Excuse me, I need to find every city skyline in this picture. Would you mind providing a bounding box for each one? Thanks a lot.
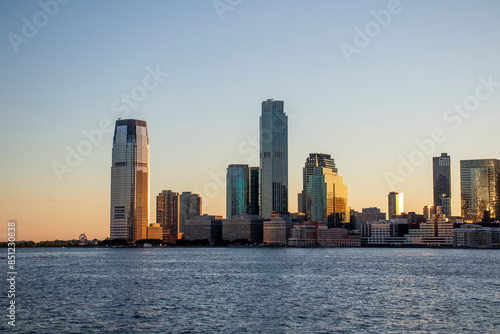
[2,1,500,241]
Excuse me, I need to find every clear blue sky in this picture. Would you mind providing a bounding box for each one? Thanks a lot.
[1,0,500,241]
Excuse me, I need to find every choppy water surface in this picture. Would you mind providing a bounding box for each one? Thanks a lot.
[3,247,499,333]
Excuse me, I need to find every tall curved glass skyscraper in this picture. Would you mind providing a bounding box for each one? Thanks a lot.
[260,99,288,219]
[110,119,150,242]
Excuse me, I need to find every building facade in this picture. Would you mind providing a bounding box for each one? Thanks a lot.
[184,215,223,244]
[179,192,202,234]
[360,219,409,246]
[226,164,249,218]
[404,208,454,246]
[248,167,260,215]
[110,119,150,242]
[222,215,264,243]
[355,207,387,225]
[433,153,452,216]
[300,153,337,216]
[460,159,500,220]
[307,165,349,228]
[388,191,404,219]
[288,222,360,247]
[157,190,180,244]
[260,99,288,219]
[263,217,292,245]
[226,164,259,218]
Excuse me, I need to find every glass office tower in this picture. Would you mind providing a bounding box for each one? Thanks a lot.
[307,165,349,228]
[260,99,288,219]
[433,153,451,216]
[248,167,260,215]
[301,153,337,217]
[110,119,150,242]
[226,164,249,218]
[460,159,500,220]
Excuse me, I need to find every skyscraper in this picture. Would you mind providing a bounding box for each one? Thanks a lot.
[248,167,260,215]
[179,192,202,235]
[433,153,451,216]
[110,119,150,242]
[260,99,288,219]
[157,190,180,244]
[388,192,404,219]
[460,159,500,220]
[300,153,337,216]
[307,163,349,228]
[226,164,249,218]
[226,164,260,218]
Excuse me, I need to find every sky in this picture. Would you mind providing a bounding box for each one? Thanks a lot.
[1,0,500,242]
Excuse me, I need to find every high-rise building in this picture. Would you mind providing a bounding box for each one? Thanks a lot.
[179,192,202,235]
[156,190,180,244]
[110,119,150,242]
[260,99,288,219]
[248,167,260,215]
[226,164,259,218]
[226,164,249,218]
[460,159,500,220]
[433,153,451,216]
[388,191,404,219]
[307,164,350,228]
[300,153,337,216]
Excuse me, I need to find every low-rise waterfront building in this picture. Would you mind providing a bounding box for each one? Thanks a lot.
[263,217,293,245]
[453,225,500,248]
[404,208,454,247]
[184,215,223,244]
[288,221,360,247]
[222,214,263,243]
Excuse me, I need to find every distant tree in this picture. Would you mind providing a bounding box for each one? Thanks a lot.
[231,239,251,245]
[214,239,230,247]
[98,239,131,247]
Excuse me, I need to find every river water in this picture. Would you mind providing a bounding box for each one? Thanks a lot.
[3,247,499,333]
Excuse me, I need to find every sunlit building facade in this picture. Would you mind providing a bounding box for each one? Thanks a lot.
[110,119,150,242]
[157,190,180,244]
[388,191,404,219]
[307,165,350,228]
[433,153,452,216]
[460,159,500,220]
[300,153,337,216]
[404,208,454,246]
[260,99,288,219]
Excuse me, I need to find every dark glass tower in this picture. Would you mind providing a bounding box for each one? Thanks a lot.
[226,164,249,218]
[433,153,451,216]
[248,167,260,215]
[110,119,149,242]
[259,99,288,219]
